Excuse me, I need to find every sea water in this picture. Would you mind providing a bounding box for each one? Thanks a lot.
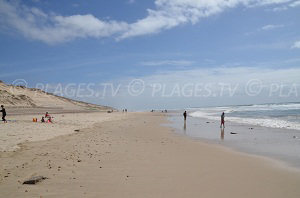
[166,102,300,168]
[189,102,300,131]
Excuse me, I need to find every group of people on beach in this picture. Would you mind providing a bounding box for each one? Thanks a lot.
[21,112,52,123]
[150,110,168,113]
[41,112,52,123]
[0,105,53,124]
[183,111,225,128]
[2,103,226,128]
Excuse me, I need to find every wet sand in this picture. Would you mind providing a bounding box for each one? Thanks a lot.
[1,112,300,198]
[167,112,300,169]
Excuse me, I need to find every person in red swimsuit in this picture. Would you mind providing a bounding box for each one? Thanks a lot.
[45,112,50,118]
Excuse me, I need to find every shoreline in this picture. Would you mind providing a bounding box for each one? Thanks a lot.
[1,112,300,197]
[166,111,300,170]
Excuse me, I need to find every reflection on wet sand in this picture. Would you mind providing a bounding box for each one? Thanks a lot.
[183,122,186,134]
[221,128,224,140]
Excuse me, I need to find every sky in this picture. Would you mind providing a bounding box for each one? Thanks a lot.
[0,0,300,110]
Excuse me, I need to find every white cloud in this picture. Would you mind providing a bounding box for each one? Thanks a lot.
[117,0,243,40]
[72,4,80,8]
[140,60,195,66]
[289,0,300,7]
[245,24,285,36]
[105,66,300,109]
[140,66,300,86]
[272,6,288,10]
[250,0,292,6]
[0,0,297,44]
[0,0,129,44]
[272,0,300,11]
[127,0,136,4]
[260,24,284,31]
[292,41,300,48]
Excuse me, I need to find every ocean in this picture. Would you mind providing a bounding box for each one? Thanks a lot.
[166,102,300,168]
[189,102,300,131]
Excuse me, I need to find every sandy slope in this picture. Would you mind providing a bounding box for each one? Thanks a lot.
[0,81,110,110]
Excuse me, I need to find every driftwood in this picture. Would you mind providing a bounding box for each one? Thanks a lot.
[23,176,48,185]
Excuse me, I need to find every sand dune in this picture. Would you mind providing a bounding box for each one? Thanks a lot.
[0,81,110,111]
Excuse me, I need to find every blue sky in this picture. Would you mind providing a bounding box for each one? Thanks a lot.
[0,0,300,110]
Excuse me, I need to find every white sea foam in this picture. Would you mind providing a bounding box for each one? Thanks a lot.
[210,103,300,112]
[189,103,300,131]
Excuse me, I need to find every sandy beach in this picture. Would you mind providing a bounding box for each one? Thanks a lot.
[0,110,124,151]
[1,111,300,198]
[1,1,300,197]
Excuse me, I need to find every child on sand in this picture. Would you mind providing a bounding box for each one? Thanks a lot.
[41,116,45,123]
[1,105,7,123]
[47,117,52,123]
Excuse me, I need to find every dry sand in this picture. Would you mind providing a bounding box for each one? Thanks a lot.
[1,112,300,198]
[0,112,125,151]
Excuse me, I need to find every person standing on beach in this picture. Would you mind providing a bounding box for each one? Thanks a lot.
[220,112,225,128]
[183,111,187,122]
[1,105,7,123]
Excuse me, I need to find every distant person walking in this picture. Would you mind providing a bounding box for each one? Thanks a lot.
[1,105,7,123]
[220,112,225,128]
[183,111,187,122]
